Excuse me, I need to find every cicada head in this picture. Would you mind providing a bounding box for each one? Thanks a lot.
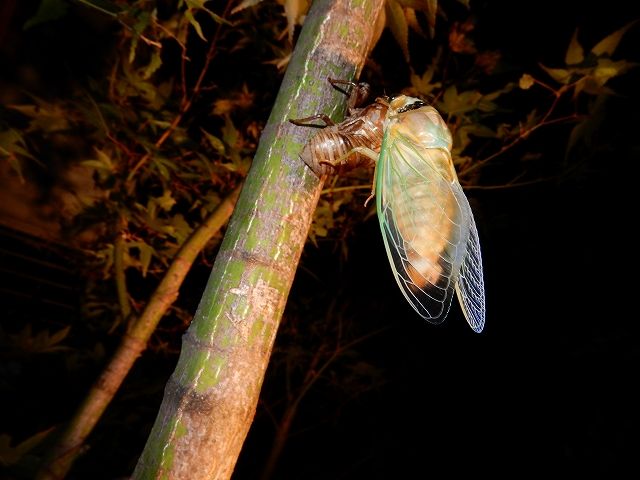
[389,95,425,113]
[387,95,452,152]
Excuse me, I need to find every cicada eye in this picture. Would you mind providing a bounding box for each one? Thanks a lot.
[397,100,426,114]
[389,95,427,113]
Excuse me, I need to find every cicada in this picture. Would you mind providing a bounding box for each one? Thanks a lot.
[293,85,486,332]
[290,79,387,176]
[373,95,485,332]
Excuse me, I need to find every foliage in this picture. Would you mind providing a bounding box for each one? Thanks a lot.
[1,0,270,333]
[1,0,282,475]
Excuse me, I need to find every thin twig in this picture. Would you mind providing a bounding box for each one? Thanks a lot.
[459,79,580,178]
[459,113,579,178]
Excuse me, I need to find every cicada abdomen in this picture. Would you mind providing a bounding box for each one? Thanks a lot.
[290,79,388,176]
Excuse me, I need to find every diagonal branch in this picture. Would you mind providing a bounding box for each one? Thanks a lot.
[36,185,242,480]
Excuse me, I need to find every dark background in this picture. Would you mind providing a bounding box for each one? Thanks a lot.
[1,0,639,478]
[248,2,640,477]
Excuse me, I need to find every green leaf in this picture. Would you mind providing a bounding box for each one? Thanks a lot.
[121,60,162,107]
[184,9,207,41]
[592,58,635,86]
[155,190,176,212]
[185,0,233,27]
[23,0,69,30]
[425,0,437,37]
[136,242,154,277]
[231,0,263,15]
[221,116,239,149]
[82,148,114,171]
[538,63,572,84]
[0,129,37,177]
[410,66,441,97]
[575,76,615,97]
[167,214,193,244]
[591,20,638,57]
[386,0,410,62]
[0,129,22,153]
[151,156,175,179]
[482,85,512,102]
[565,29,584,65]
[438,85,482,114]
[129,10,153,63]
[142,48,163,80]
[201,129,226,155]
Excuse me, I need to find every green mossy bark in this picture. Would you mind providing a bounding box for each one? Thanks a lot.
[133,0,384,478]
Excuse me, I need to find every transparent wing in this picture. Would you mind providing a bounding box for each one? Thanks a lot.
[376,131,483,327]
[455,204,486,332]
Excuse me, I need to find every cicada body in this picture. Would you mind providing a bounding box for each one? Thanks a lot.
[376,96,485,332]
[290,79,387,176]
[292,83,486,332]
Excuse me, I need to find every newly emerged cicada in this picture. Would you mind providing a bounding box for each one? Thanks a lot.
[374,95,485,332]
[293,83,486,332]
[290,79,387,176]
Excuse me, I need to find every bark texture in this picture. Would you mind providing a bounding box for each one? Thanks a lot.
[132,0,385,478]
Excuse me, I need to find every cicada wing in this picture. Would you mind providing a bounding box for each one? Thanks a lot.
[455,209,486,332]
[376,134,470,324]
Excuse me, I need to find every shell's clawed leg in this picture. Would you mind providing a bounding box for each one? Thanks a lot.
[317,146,379,205]
[289,79,370,128]
[289,114,335,128]
[328,78,371,111]
[336,146,380,207]
[327,78,359,91]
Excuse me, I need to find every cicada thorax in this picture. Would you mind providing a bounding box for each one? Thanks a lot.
[300,99,388,176]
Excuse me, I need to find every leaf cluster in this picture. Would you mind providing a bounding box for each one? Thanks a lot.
[0,0,289,337]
